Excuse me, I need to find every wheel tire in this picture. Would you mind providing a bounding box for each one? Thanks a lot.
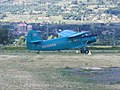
[84,50,89,54]
[81,50,84,53]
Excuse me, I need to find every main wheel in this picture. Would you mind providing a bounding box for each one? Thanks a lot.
[84,50,89,54]
[80,49,84,53]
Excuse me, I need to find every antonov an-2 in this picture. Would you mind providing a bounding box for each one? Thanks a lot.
[26,30,97,54]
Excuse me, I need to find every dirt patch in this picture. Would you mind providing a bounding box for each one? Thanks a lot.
[63,67,120,85]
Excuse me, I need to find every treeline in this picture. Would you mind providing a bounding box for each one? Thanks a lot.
[1,23,120,45]
[0,28,10,45]
[34,23,120,45]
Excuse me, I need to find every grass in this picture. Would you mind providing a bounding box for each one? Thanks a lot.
[1,45,120,51]
[0,45,120,56]
[0,52,120,90]
[0,45,120,90]
[0,46,27,50]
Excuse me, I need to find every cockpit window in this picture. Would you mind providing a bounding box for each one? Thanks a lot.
[81,33,90,37]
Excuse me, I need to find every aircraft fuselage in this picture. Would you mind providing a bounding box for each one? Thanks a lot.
[29,35,96,51]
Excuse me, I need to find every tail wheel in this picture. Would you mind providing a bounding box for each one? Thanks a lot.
[37,51,39,54]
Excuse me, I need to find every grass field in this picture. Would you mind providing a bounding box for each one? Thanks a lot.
[0,50,120,90]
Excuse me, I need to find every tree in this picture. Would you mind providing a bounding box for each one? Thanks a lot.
[0,28,9,45]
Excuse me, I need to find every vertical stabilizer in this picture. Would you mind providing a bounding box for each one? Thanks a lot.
[26,30,42,50]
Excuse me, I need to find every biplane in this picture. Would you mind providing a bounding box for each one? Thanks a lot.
[26,30,97,54]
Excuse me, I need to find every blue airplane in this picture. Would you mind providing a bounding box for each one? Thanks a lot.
[26,30,97,54]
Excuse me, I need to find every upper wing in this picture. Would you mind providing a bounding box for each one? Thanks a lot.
[59,30,88,38]
[58,30,77,37]
[68,31,89,38]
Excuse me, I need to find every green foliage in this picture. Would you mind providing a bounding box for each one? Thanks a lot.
[0,28,9,45]
[88,46,120,50]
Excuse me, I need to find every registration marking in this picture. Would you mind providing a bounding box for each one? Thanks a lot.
[42,43,56,48]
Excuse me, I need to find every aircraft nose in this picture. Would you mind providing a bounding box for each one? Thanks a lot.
[86,35,97,44]
[92,34,97,42]
[93,36,97,42]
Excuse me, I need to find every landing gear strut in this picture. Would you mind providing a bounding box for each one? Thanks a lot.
[81,47,89,54]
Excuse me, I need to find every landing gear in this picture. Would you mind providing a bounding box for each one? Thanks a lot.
[80,47,89,54]
[84,50,89,54]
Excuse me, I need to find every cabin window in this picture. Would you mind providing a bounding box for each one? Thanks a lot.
[81,34,89,37]
[81,33,94,38]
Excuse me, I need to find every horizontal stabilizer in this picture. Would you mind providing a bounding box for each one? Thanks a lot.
[30,40,42,43]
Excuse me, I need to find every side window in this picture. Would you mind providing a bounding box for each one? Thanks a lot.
[81,32,93,37]
[81,33,88,37]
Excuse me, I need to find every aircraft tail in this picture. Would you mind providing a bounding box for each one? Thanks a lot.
[26,30,42,50]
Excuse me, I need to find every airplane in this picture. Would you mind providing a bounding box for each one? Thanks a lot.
[26,30,97,54]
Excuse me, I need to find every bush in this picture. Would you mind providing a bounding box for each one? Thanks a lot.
[1,46,27,50]
[88,46,120,50]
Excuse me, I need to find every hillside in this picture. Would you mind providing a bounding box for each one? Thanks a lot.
[0,0,120,23]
